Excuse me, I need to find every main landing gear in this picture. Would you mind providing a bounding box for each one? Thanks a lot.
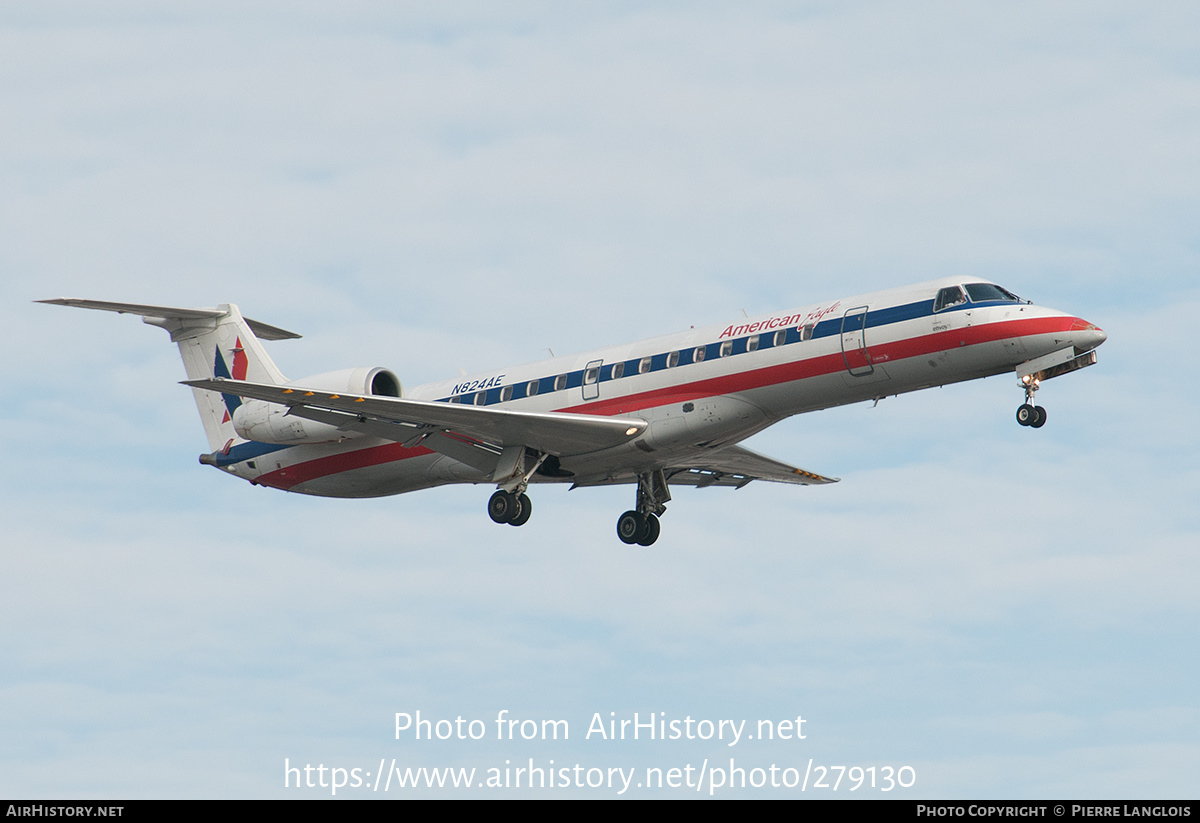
[617,510,660,546]
[489,489,532,526]
[617,470,671,546]
[1016,374,1047,428]
[486,447,547,528]
[484,461,673,546]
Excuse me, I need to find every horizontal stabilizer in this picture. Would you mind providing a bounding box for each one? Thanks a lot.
[37,298,302,340]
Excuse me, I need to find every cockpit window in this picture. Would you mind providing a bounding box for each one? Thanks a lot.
[934,286,967,312]
[964,283,1021,303]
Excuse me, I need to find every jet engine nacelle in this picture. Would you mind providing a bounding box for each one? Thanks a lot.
[232,367,402,444]
[286,367,403,399]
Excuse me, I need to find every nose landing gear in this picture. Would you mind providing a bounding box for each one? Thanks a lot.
[1016,375,1047,428]
[1016,404,1046,428]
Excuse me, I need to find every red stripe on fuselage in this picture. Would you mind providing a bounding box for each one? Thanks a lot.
[255,314,1078,489]
[255,442,434,491]
[559,314,1078,416]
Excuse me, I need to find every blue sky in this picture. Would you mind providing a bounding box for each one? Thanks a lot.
[2,2,1197,798]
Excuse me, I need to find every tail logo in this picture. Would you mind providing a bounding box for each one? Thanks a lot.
[214,338,249,423]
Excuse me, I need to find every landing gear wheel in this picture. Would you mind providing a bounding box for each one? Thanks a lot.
[508,493,532,526]
[636,514,660,546]
[617,510,647,545]
[1030,405,1047,428]
[488,490,516,524]
[1016,404,1035,426]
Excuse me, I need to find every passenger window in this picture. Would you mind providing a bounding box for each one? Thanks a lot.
[694,346,706,362]
[554,374,567,391]
[584,367,599,384]
[801,323,814,341]
[611,362,624,379]
[774,330,787,347]
[720,341,732,357]
[934,286,967,312]
[667,351,679,367]
[500,385,513,402]
[639,357,652,374]
[747,335,759,352]
[527,379,539,396]
[474,391,487,405]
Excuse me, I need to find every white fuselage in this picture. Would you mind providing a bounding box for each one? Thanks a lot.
[223,277,1104,498]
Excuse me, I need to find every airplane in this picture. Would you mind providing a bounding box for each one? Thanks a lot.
[40,277,1105,545]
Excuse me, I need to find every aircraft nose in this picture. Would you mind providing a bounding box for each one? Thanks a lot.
[1070,318,1107,351]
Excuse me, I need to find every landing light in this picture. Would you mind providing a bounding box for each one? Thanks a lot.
[625,427,639,436]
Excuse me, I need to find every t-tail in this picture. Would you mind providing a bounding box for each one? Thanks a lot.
[36,299,300,453]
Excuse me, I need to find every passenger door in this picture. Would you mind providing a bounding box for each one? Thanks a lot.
[582,359,603,401]
[840,307,874,376]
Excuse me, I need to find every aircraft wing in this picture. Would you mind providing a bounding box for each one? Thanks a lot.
[571,444,838,489]
[183,377,647,456]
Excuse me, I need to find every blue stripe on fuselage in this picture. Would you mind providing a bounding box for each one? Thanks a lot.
[433,295,1014,404]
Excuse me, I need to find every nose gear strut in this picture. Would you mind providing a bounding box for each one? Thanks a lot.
[1016,375,1047,428]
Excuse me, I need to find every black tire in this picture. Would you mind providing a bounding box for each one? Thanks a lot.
[617,510,645,544]
[637,514,661,546]
[488,490,515,523]
[1016,404,1035,426]
[508,493,532,526]
[1031,405,1047,428]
